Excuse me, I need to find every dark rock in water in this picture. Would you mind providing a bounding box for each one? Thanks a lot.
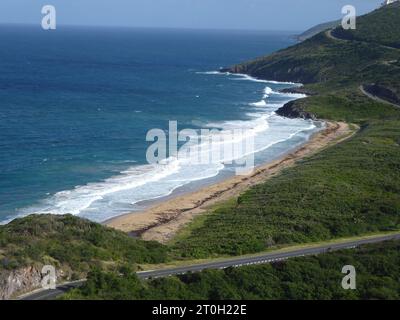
[219,67,231,73]
[277,100,316,120]
[219,65,247,75]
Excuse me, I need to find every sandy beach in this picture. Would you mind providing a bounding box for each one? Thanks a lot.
[107,121,354,243]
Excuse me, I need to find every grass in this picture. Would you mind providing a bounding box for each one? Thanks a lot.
[297,89,400,122]
[167,198,238,247]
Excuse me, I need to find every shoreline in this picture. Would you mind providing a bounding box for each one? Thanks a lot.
[107,120,355,243]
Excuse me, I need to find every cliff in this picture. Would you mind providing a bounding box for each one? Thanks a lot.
[0,267,42,300]
[0,266,69,300]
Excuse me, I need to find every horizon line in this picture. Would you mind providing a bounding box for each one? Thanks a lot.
[0,22,303,34]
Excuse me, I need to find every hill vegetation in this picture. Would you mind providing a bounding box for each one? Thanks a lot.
[333,2,400,49]
[227,2,400,94]
[0,215,167,278]
[63,240,400,300]
[171,116,400,258]
[171,3,400,259]
[296,20,340,42]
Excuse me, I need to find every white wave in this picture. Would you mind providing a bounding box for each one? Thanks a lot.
[263,86,275,97]
[252,120,316,155]
[195,70,302,87]
[106,160,138,164]
[195,71,227,75]
[19,160,181,217]
[250,100,268,107]
[250,83,303,108]
[11,73,320,223]
[229,73,302,86]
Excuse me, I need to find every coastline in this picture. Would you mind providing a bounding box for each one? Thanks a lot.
[107,120,355,243]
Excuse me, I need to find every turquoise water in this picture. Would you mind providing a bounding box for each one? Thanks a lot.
[0,25,318,223]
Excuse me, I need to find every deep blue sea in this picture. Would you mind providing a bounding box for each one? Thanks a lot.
[0,25,320,223]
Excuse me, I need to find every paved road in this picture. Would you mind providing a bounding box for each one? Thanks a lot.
[325,29,346,42]
[359,85,400,109]
[325,30,400,109]
[19,233,400,300]
[18,280,86,301]
[325,29,399,51]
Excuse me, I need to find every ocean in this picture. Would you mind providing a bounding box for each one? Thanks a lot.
[0,25,320,223]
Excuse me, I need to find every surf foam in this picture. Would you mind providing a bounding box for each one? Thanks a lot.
[12,72,320,223]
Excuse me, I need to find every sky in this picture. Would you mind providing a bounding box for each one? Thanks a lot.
[0,0,382,31]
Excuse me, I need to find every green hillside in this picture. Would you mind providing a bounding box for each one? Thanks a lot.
[0,215,167,278]
[172,4,400,259]
[296,20,340,42]
[226,2,400,93]
[171,117,400,258]
[333,2,400,49]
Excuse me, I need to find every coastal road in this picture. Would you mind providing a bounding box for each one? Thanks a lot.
[325,29,399,51]
[19,233,400,300]
[325,30,400,109]
[359,85,400,108]
[325,29,347,43]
